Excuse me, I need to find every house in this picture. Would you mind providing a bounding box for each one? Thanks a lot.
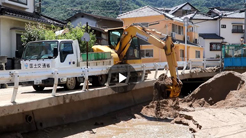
[117,6,203,63]
[157,2,199,17]
[66,12,123,45]
[0,0,65,69]
[189,7,245,59]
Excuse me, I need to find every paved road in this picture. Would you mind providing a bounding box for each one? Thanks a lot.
[0,69,212,105]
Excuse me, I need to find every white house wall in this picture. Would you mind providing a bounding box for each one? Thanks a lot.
[0,18,25,57]
[71,16,97,27]
[199,36,205,58]
[199,37,222,59]
[220,18,244,44]
[193,20,218,34]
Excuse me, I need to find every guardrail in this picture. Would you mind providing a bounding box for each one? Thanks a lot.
[188,58,221,69]
[0,60,221,103]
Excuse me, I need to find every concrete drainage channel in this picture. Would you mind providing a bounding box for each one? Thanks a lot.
[0,85,153,134]
[0,75,214,135]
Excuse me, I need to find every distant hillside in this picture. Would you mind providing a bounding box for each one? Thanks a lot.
[39,0,244,21]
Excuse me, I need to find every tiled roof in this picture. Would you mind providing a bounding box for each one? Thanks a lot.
[199,33,224,39]
[67,12,122,22]
[223,12,245,19]
[207,8,245,19]
[0,5,65,26]
[117,6,163,19]
[117,5,184,23]
[168,2,199,15]
[183,13,215,20]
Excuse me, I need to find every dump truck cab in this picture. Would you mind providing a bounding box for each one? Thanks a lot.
[21,39,112,91]
[21,40,80,70]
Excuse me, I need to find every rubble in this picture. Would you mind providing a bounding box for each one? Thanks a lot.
[141,71,246,134]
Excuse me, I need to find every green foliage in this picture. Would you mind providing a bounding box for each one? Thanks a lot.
[38,0,244,20]
[21,22,96,53]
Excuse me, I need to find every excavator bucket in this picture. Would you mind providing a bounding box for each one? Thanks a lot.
[153,73,182,100]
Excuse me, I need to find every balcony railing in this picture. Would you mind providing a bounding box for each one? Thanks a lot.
[232,29,244,33]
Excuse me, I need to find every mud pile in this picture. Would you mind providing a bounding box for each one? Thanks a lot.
[141,71,246,132]
[183,71,246,108]
[141,98,180,119]
[152,74,172,100]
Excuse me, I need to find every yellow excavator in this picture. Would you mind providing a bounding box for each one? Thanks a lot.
[92,25,182,98]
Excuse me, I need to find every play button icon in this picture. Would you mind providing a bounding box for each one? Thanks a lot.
[119,73,127,83]
[107,64,138,93]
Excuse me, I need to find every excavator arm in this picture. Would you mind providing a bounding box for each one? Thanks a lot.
[115,25,182,98]
[92,25,182,97]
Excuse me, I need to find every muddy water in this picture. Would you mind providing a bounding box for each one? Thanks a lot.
[22,104,192,138]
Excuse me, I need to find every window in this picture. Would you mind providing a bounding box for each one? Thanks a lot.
[126,37,140,60]
[194,39,198,44]
[221,24,226,28]
[182,10,191,15]
[195,51,200,58]
[109,29,123,47]
[22,41,58,60]
[140,49,153,58]
[9,0,27,5]
[232,25,244,33]
[172,24,183,35]
[60,42,73,62]
[180,49,184,61]
[210,43,222,51]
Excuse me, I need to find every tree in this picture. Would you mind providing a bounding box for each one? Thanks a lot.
[21,22,96,53]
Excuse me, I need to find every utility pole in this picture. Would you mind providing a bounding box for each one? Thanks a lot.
[39,0,41,13]
[183,17,189,63]
[244,0,246,43]
[120,0,122,14]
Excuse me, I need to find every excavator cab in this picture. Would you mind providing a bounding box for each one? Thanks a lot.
[108,29,141,62]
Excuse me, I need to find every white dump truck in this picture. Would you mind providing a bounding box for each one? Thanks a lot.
[21,39,113,91]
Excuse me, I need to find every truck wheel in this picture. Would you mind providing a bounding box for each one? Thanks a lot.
[33,85,45,91]
[92,75,107,86]
[64,77,77,90]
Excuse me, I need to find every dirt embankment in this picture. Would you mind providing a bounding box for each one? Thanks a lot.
[141,71,246,133]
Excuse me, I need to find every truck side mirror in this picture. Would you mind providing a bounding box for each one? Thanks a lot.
[53,47,58,58]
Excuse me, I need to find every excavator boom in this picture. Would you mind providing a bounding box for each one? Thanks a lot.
[93,25,182,98]
[115,25,182,97]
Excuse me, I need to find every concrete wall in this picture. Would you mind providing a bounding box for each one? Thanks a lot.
[0,86,153,133]
[0,18,26,57]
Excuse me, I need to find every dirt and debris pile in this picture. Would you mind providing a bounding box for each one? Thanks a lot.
[141,98,180,119]
[141,73,181,119]
[141,71,246,133]
[183,71,246,108]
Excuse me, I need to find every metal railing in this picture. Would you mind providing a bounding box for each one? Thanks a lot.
[0,60,221,103]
